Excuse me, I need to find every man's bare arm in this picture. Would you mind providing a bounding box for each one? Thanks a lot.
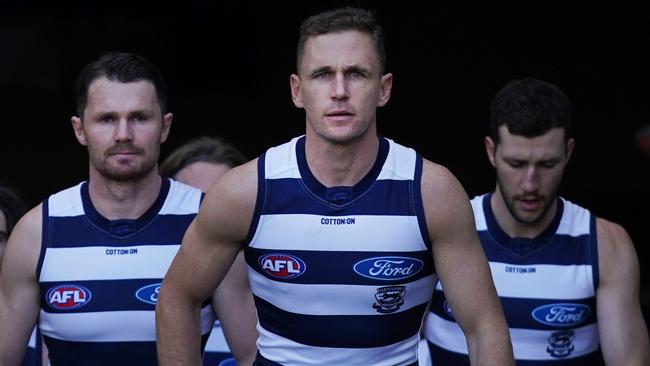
[422,161,514,366]
[0,205,44,366]
[596,218,650,365]
[156,160,258,366]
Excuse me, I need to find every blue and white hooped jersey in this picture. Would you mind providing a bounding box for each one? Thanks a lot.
[37,178,216,366]
[245,136,436,366]
[425,193,603,365]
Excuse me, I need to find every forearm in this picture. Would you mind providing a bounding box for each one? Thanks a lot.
[466,325,514,366]
[155,291,204,366]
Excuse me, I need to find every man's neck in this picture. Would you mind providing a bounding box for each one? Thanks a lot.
[304,132,379,188]
[490,190,558,239]
[87,170,162,220]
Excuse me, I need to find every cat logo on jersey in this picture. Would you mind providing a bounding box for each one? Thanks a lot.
[259,253,306,279]
[372,286,406,313]
[46,284,91,310]
[135,283,161,305]
[547,330,575,358]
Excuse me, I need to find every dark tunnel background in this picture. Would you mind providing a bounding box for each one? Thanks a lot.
[1,1,649,323]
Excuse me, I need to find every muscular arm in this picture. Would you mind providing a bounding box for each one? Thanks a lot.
[156,160,258,366]
[596,218,650,365]
[422,161,513,366]
[0,205,43,366]
[212,251,258,365]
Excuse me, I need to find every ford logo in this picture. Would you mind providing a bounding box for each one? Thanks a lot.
[532,303,590,327]
[135,283,161,305]
[353,256,423,280]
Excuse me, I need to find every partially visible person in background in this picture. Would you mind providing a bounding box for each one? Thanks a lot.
[0,51,219,366]
[160,136,248,192]
[160,136,257,366]
[425,77,650,365]
[0,181,41,366]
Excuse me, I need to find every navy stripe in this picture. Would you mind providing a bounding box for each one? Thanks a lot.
[412,154,431,252]
[264,178,415,215]
[430,289,596,330]
[427,341,604,366]
[480,232,594,265]
[41,279,212,313]
[254,352,418,366]
[48,214,195,247]
[247,153,267,245]
[203,352,234,366]
[254,296,426,348]
[246,248,434,285]
[44,334,211,366]
[427,341,470,366]
[589,215,599,290]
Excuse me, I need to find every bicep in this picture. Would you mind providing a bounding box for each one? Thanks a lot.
[422,163,498,332]
[0,206,43,361]
[596,219,650,363]
[163,163,257,304]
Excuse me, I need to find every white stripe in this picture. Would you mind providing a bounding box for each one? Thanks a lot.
[557,198,591,237]
[257,325,419,366]
[159,180,202,215]
[48,183,85,217]
[27,327,37,348]
[249,268,434,316]
[376,139,416,181]
[470,196,487,231]
[489,262,595,299]
[250,214,427,252]
[39,306,214,342]
[265,137,301,179]
[204,321,231,353]
[425,313,599,360]
[39,245,180,281]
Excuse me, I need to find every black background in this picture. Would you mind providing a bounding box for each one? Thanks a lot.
[2,1,649,320]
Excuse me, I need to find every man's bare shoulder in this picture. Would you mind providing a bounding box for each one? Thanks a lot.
[0,203,43,277]
[420,159,468,200]
[596,217,637,265]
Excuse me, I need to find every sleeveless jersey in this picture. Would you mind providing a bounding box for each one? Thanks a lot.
[245,136,436,366]
[37,179,216,366]
[203,320,235,366]
[425,193,603,365]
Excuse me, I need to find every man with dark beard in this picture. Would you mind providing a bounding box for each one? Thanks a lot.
[424,78,650,365]
[0,52,223,366]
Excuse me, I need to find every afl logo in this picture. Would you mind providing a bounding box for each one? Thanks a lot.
[259,253,306,279]
[135,283,161,305]
[353,256,423,280]
[532,303,591,327]
[46,284,91,310]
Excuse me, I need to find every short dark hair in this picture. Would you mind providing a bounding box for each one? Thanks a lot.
[160,136,248,178]
[296,7,386,74]
[490,78,572,145]
[74,51,168,117]
[0,181,27,235]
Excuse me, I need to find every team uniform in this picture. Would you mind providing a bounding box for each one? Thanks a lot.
[203,321,236,366]
[20,328,42,366]
[37,179,216,366]
[245,136,436,366]
[425,193,604,365]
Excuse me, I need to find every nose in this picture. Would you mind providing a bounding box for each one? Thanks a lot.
[115,118,133,142]
[331,73,349,100]
[521,166,539,192]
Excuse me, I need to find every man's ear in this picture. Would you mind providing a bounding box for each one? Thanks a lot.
[71,116,87,146]
[290,74,304,108]
[485,136,496,167]
[377,73,393,107]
